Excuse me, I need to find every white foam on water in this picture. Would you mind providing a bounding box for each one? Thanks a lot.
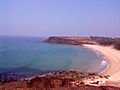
[101,60,107,65]
[100,60,109,74]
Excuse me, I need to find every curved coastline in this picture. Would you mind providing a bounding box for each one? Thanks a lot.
[83,44,109,74]
[84,46,109,74]
[83,44,120,81]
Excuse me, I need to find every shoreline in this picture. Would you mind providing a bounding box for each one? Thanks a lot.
[83,44,120,81]
[84,45,110,74]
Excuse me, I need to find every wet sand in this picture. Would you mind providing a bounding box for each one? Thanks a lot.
[83,44,120,81]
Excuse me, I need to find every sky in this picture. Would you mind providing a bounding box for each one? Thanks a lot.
[0,0,120,37]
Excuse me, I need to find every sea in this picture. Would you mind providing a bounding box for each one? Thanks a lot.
[0,36,108,75]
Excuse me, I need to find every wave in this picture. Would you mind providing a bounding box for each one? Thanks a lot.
[100,60,109,74]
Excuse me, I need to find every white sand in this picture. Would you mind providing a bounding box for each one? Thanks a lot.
[83,44,120,81]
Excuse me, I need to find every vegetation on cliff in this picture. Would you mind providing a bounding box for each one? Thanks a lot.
[90,36,120,50]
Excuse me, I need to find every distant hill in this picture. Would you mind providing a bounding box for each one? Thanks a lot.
[45,36,120,50]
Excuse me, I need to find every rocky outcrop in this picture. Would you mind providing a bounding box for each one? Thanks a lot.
[0,78,120,90]
[0,71,117,90]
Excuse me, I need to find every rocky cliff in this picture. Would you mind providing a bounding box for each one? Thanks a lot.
[45,36,97,45]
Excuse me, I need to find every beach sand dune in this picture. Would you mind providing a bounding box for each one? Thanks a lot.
[83,45,120,81]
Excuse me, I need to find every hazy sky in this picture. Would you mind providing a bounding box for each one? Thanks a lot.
[0,0,120,37]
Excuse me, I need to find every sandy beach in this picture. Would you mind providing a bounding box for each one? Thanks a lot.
[83,44,120,81]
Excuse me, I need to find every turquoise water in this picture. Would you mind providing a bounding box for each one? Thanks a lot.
[0,36,108,74]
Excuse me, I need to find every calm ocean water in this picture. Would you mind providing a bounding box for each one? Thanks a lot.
[0,36,108,74]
